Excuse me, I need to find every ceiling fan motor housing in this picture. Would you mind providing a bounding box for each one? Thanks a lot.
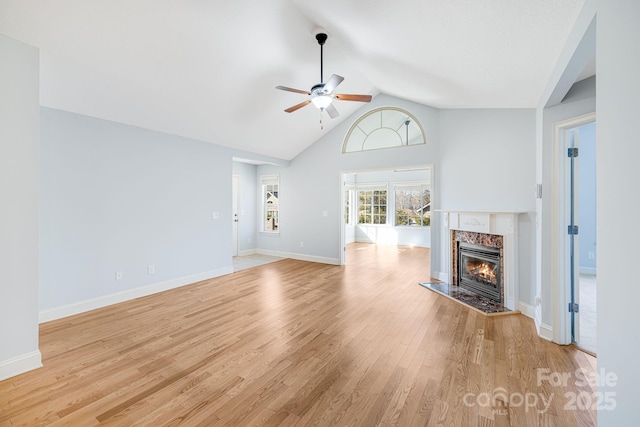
[315,32,328,46]
[311,83,329,96]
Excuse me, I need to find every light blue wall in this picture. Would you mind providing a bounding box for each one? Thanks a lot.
[438,108,537,305]
[40,108,235,313]
[0,33,41,380]
[597,0,640,422]
[577,122,596,273]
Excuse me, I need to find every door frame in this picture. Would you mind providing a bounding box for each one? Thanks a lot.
[232,174,239,257]
[551,112,595,345]
[339,164,434,266]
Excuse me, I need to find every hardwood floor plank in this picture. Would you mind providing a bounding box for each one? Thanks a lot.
[0,243,596,426]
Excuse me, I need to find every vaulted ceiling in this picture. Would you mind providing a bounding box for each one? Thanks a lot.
[0,0,586,160]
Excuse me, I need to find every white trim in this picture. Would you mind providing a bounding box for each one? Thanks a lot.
[518,301,536,319]
[257,249,340,266]
[538,323,554,342]
[238,248,258,257]
[39,267,233,323]
[551,112,596,345]
[440,210,522,311]
[579,266,596,276]
[0,350,42,382]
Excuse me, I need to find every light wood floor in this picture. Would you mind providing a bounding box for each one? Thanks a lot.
[0,243,596,426]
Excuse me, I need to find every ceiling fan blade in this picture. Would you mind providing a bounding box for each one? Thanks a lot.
[323,74,344,93]
[334,94,373,102]
[284,99,311,113]
[276,86,311,95]
[325,103,339,119]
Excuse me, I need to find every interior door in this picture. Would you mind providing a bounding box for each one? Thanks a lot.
[232,174,239,257]
[567,122,597,354]
[567,128,580,344]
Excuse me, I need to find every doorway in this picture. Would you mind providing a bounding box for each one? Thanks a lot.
[553,113,596,354]
[339,166,433,266]
[232,174,239,257]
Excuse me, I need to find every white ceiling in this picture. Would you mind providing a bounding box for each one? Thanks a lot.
[0,0,586,160]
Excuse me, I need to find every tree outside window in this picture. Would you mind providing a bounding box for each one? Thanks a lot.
[395,185,430,226]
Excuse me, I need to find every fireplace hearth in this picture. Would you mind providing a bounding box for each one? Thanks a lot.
[427,210,521,314]
[457,242,501,302]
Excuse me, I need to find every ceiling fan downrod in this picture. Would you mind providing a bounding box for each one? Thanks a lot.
[316,33,328,84]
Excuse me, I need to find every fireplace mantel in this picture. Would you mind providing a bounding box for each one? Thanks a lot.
[438,210,522,310]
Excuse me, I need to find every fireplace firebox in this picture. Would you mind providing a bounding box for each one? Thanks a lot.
[457,242,501,302]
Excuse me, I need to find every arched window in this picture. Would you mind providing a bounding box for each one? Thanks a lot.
[342,107,425,153]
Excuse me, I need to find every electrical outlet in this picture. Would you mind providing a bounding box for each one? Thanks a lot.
[300,241,304,248]
[115,271,123,281]
[148,265,155,275]
[212,211,219,220]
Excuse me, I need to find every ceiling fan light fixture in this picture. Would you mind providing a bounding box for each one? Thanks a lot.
[311,94,333,109]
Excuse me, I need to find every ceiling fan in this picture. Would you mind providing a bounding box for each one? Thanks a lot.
[276,32,372,119]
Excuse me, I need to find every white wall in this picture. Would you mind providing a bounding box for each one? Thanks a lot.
[437,109,537,305]
[39,108,235,320]
[0,34,42,380]
[256,94,441,270]
[597,0,640,423]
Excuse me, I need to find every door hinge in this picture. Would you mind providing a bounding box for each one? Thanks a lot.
[568,302,580,313]
[568,225,579,235]
[568,147,579,157]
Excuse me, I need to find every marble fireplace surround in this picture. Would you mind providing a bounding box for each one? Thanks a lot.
[440,211,520,311]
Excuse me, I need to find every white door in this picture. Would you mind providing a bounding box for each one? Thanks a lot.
[232,175,239,257]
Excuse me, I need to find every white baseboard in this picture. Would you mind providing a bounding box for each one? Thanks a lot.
[238,249,257,256]
[579,266,596,276]
[257,249,340,265]
[538,322,554,341]
[39,266,234,323]
[518,301,535,318]
[0,350,42,382]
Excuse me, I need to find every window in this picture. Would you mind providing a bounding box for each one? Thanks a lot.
[343,107,426,153]
[261,175,279,232]
[357,185,387,225]
[344,186,355,226]
[395,183,430,226]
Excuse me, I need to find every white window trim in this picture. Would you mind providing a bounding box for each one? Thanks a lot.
[356,183,388,226]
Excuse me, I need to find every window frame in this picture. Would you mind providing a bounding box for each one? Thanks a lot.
[393,181,431,227]
[344,184,355,226]
[342,107,426,153]
[356,183,388,226]
[260,174,279,233]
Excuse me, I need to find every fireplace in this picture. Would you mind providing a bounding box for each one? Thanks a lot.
[457,241,502,302]
[439,211,519,311]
